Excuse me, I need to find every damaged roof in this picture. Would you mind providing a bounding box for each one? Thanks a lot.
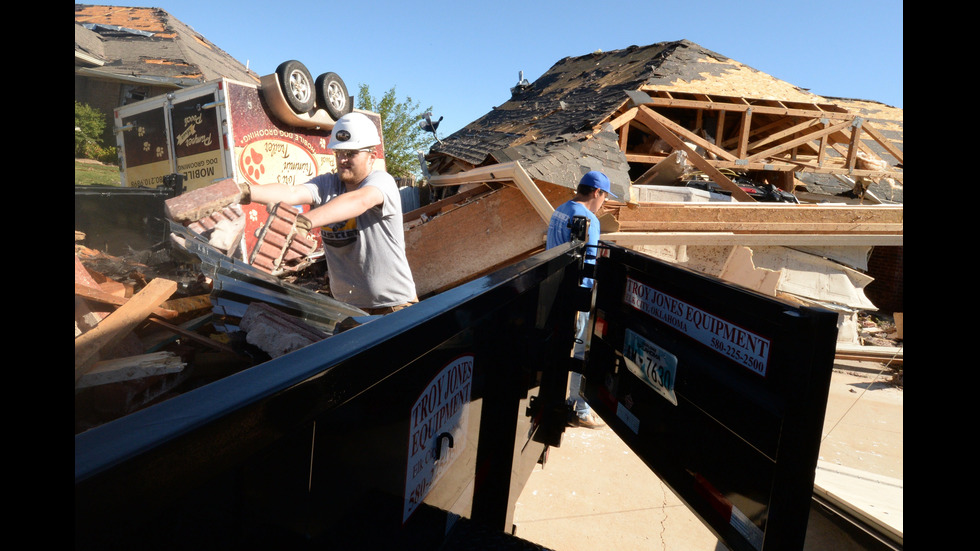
[427,39,903,202]
[74,4,259,87]
[427,41,689,194]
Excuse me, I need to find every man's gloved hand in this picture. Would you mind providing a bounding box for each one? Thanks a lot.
[237,182,251,204]
[293,214,313,237]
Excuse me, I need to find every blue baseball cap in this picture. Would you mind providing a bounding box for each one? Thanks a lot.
[579,171,618,199]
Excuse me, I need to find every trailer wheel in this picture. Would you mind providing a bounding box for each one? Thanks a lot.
[276,60,315,114]
[315,72,353,120]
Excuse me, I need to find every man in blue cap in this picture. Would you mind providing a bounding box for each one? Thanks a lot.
[546,170,618,429]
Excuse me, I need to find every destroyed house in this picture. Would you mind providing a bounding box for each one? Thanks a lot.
[412,39,901,319]
[424,39,902,203]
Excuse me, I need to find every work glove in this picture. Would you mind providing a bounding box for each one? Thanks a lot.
[237,182,251,205]
[293,214,313,238]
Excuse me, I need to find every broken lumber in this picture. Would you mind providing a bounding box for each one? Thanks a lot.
[75,351,186,389]
[427,161,556,224]
[75,282,179,320]
[601,232,903,247]
[75,277,178,384]
[835,343,903,366]
[146,316,241,356]
[613,202,903,234]
[633,150,689,187]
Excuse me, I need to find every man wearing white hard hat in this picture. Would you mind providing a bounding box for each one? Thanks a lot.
[245,112,418,314]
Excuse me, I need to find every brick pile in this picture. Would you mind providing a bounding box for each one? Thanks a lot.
[248,202,319,274]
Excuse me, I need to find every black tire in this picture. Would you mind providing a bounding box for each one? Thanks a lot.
[275,60,315,114]
[315,72,352,120]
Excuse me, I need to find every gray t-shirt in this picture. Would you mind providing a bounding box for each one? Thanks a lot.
[303,170,417,309]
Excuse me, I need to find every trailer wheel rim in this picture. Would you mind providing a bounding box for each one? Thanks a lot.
[287,70,313,105]
[326,81,347,112]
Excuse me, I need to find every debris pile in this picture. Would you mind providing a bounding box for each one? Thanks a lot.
[73,222,358,434]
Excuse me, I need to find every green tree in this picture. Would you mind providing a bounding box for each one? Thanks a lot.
[356,84,434,179]
[75,101,107,158]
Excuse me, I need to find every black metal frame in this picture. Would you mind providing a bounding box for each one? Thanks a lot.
[583,242,839,551]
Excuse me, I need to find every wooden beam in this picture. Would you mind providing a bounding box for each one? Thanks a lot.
[715,111,725,149]
[404,183,493,222]
[631,109,737,161]
[745,119,853,163]
[76,351,186,389]
[737,108,752,158]
[601,232,903,247]
[607,107,637,131]
[633,150,688,186]
[614,202,903,234]
[846,119,863,171]
[427,161,555,224]
[634,106,754,202]
[75,282,178,320]
[633,92,854,119]
[747,118,823,152]
[75,278,178,384]
[859,122,904,165]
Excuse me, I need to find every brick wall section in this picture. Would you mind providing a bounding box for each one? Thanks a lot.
[864,246,903,315]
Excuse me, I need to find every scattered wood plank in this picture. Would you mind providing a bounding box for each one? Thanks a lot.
[613,202,903,234]
[74,282,179,320]
[632,150,688,187]
[146,316,241,356]
[75,351,186,389]
[601,232,903,247]
[141,313,213,353]
[835,343,903,366]
[161,294,212,315]
[75,277,178,384]
[428,161,556,224]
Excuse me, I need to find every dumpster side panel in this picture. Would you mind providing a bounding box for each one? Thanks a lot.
[74,243,582,550]
[584,243,838,551]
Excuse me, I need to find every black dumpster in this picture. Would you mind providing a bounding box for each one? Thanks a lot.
[75,239,584,550]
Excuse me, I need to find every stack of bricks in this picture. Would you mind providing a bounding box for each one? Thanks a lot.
[186,205,244,236]
[162,179,318,275]
[164,178,244,223]
[249,202,318,274]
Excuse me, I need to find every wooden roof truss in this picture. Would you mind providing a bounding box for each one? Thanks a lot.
[607,89,904,202]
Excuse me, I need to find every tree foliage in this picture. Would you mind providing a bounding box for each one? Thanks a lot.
[75,101,117,163]
[356,84,434,179]
[75,101,106,158]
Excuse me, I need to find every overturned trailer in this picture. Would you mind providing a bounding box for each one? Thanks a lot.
[72,212,895,549]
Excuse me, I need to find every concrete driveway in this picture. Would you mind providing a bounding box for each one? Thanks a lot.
[513,359,903,550]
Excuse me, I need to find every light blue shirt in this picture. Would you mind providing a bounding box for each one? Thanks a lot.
[546,200,600,288]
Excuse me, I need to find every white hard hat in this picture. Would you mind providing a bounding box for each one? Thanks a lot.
[328,112,382,150]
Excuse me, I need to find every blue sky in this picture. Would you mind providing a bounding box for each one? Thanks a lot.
[91,0,903,139]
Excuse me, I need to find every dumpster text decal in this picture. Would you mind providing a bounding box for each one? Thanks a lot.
[404,355,473,522]
[623,277,770,376]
